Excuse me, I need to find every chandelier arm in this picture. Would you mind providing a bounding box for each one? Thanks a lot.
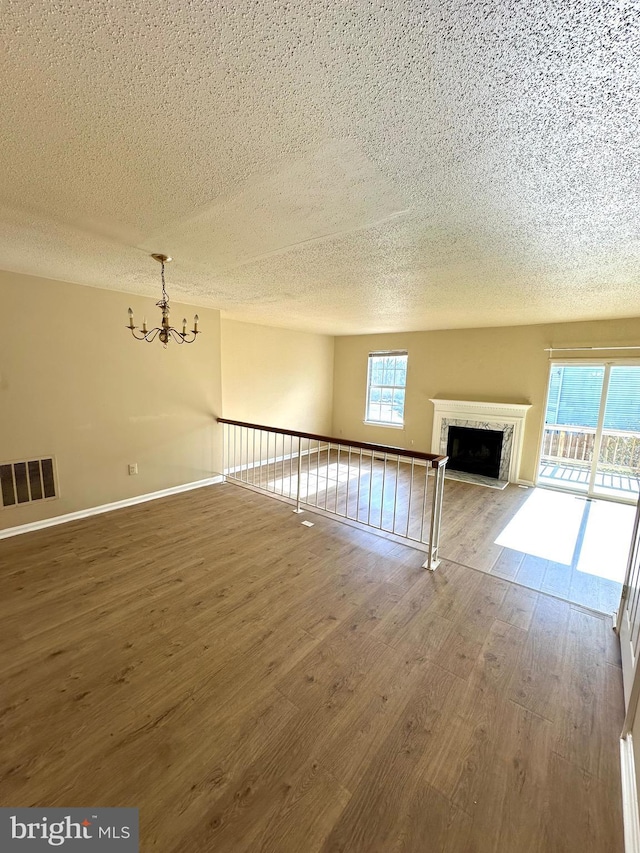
[129,328,151,341]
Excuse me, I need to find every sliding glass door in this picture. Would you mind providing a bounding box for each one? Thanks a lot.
[538,362,640,503]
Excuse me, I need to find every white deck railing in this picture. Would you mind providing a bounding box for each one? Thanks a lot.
[541,424,640,473]
[218,418,448,570]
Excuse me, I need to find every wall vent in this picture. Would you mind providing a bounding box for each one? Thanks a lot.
[0,458,57,508]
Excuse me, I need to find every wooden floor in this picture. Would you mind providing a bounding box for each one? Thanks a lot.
[239,449,634,613]
[0,483,625,851]
[439,479,633,615]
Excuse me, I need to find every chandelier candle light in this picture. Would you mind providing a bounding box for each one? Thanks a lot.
[127,254,200,347]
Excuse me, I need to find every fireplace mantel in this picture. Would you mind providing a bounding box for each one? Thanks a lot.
[429,399,532,484]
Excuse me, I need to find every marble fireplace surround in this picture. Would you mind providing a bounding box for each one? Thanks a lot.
[430,399,532,484]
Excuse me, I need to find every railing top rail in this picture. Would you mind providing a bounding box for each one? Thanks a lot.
[545,423,640,437]
[217,417,448,468]
[544,424,596,433]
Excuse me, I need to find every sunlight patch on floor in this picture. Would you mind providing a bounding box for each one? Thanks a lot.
[495,489,585,565]
[495,488,635,584]
[574,500,635,582]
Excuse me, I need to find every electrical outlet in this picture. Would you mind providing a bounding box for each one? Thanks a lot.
[128,463,138,476]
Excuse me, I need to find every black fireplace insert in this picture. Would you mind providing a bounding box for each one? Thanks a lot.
[446,425,504,479]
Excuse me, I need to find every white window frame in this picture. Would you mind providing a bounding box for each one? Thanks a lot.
[364,350,408,428]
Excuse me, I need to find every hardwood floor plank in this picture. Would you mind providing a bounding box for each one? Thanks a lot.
[256,764,351,853]
[498,583,538,630]
[491,547,525,581]
[425,560,484,622]
[437,577,510,680]
[514,554,547,591]
[540,559,572,598]
[317,648,427,791]
[553,607,624,783]
[507,594,572,721]
[456,619,528,729]
[319,663,462,852]
[277,631,389,715]
[386,782,473,853]
[545,752,623,852]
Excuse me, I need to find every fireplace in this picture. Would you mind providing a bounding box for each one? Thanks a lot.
[446,425,504,479]
[430,399,532,485]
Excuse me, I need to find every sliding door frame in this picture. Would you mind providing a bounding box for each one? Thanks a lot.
[537,358,640,504]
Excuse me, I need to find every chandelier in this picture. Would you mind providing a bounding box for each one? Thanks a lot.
[127,254,200,347]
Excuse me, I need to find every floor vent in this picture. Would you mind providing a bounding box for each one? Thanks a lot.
[0,458,57,508]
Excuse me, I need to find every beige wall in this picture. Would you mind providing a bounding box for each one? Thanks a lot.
[221,319,334,434]
[4,265,639,531]
[0,269,222,530]
[331,318,640,483]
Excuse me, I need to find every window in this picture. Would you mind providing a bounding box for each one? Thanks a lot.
[545,364,604,428]
[365,351,407,426]
[545,364,640,431]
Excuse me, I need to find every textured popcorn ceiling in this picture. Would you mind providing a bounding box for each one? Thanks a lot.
[1,1,639,334]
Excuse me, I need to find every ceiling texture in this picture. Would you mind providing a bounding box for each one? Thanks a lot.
[1,1,639,335]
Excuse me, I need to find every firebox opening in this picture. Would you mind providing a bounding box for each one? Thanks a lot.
[446,425,504,479]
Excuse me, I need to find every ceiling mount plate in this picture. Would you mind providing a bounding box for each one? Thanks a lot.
[151,253,172,264]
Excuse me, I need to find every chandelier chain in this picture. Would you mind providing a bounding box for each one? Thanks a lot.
[159,261,168,307]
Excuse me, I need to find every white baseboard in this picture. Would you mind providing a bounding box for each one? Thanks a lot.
[0,476,223,540]
[621,734,640,853]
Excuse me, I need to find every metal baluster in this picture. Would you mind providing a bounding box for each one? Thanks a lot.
[266,431,270,491]
[315,440,320,506]
[251,428,256,484]
[392,455,400,534]
[294,436,303,512]
[224,423,228,479]
[425,462,445,570]
[233,424,237,479]
[380,453,387,530]
[272,432,277,491]
[406,459,415,538]
[289,435,293,499]
[357,449,363,522]
[253,430,262,487]
[333,445,339,513]
[245,427,248,482]
[345,447,351,518]
[325,440,329,505]
[419,459,429,544]
[367,452,374,525]
[264,430,268,489]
